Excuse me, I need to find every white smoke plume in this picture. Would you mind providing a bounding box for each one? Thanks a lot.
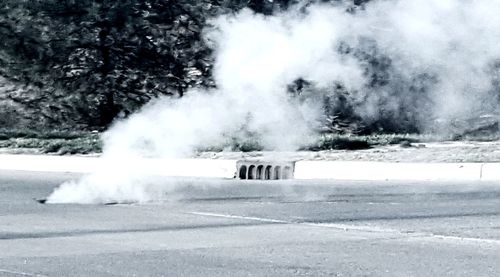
[101,4,367,158]
[355,0,500,129]
[48,0,500,203]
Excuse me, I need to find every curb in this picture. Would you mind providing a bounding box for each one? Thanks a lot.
[0,154,498,181]
[481,163,500,181]
[294,161,500,181]
[0,154,237,178]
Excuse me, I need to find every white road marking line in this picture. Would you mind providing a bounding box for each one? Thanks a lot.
[189,212,288,224]
[0,269,48,277]
[423,235,500,245]
[188,212,399,233]
[190,211,500,245]
[302,222,401,233]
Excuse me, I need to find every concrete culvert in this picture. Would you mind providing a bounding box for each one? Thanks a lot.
[239,165,247,180]
[236,161,295,180]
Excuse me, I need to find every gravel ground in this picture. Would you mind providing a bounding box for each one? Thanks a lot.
[194,141,500,163]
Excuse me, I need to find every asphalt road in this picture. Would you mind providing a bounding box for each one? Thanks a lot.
[1,170,500,276]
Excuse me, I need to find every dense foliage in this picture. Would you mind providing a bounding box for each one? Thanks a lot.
[0,0,319,129]
[2,0,494,137]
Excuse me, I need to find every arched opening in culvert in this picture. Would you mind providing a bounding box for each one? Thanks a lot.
[248,165,256,180]
[274,166,281,180]
[256,165,264,179]
[264,166,272,180]
[239,165,247,180]
[283,166,291,179]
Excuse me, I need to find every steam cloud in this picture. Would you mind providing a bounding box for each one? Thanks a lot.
[48,0,500,203]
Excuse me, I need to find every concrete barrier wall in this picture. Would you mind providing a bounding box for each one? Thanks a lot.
[294,161,490,181]
[0,154,101,173]
[136,158,237,178]
[0,154,498,181]
[0,155,237,178]
[481,163,500,181]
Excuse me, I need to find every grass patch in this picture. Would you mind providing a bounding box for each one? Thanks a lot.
[198,133,448,153]
[196,137,264,152]
[0,129,102,154]
[304,133,447,151]
[0,128,492,155]
[0,128,93,140]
